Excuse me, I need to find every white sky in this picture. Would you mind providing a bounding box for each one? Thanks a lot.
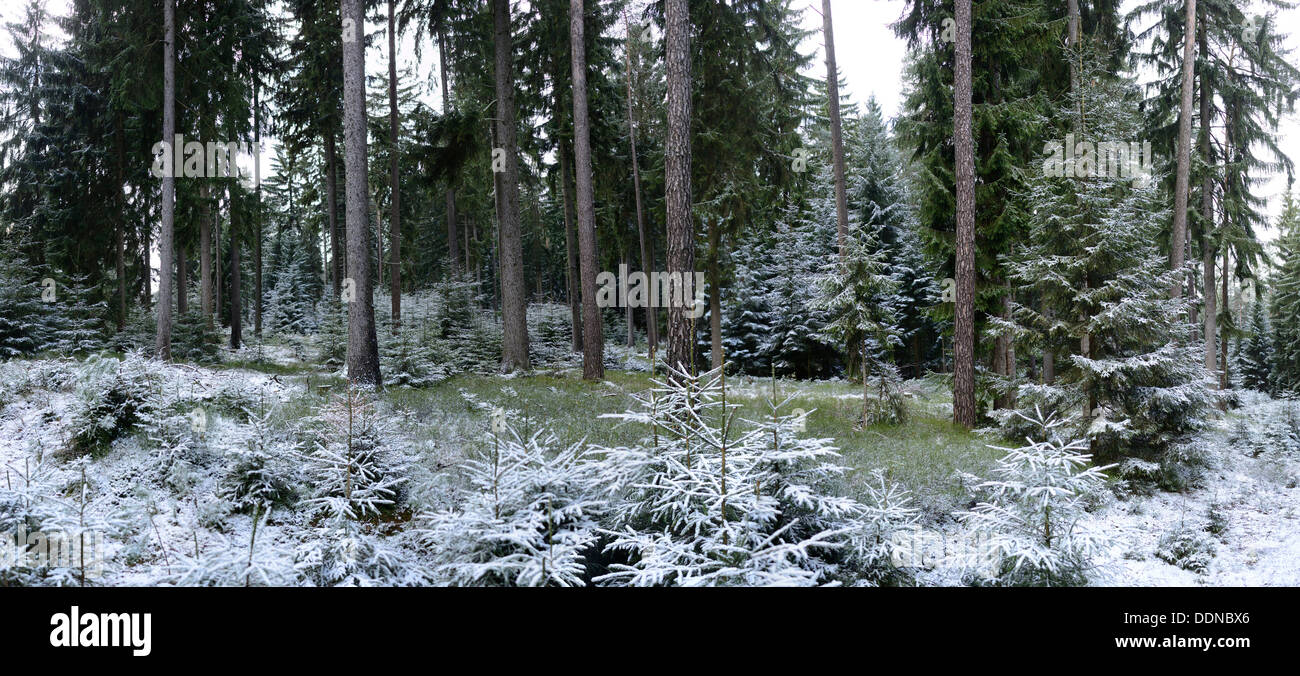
[2,0,1297,239]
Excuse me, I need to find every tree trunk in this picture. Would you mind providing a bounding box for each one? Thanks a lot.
[624,9,657,351]
[1170,0,1196,300]
[559,138,583,353]
[708,218,723,370]
[254,81,263,337]
[664,0,695,374]
[230,193,242,351]
[1200,19,1216,378]
[200,183,213,329]
[155,0,175,360]
[141,219,151,310]
[343,0,382,387]
[114,113,127,332]
[822,0,849,259]
[439,30,459,276]
[1221,248,1230,390]
[326,134,342,298]
[952,0,976,428]
[177,245,188,315]
[493,0,531,372]
[571,0,604,380]
[388,0,402,334]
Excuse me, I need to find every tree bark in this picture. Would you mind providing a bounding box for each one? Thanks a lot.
[439,30,459,276]
[708,218,722,369]
[177,242,188,315]
[822,0,849,259]
[200,183,213,329]
[952,0,976,428]
[254,81,263,337]
[342,0,382,387]
[493,0,531,372]
[1170,0,1196,300]
[230,192,242,351]
[624,9,657,351]
[664,0,695,374]
[388,0,402,334]
[326,133,342,298]
[156,0,174,359]
[571,0,604,380]
[559,138,583,353]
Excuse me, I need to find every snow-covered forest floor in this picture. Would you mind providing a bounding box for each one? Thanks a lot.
[2,338,1297,586]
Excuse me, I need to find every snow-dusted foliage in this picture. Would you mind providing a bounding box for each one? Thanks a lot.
[418,424,603,587]
[1000,57,1215,467]
[592,365,916,586]
[219,405,297,513]
[958,408,1115,586]
[65,353,162,458]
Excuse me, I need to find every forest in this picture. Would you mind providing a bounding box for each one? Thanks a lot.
[1,0,1299,588]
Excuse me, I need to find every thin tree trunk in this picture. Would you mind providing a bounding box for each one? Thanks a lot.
[142,219,151,310]
[822,0,849,258]
[155,0,175,359]
[952,0,976,427]
[177,245,188,315]
[664,0,694,374]
[708,218,722,369]
[1170,0,1197,300]
[571,0,604,380]
[114,113,127,331]
[200,183,213,329]
[343,0,382,387]
[559,137,582,353]
[624,9,657,351]
[1221,248,1230,389]
[439,30,459,276]
[326,134,342,298]
[494,0,530,372]
[230,192,242,351]
[388,0,402,334]
[254,82,263,337]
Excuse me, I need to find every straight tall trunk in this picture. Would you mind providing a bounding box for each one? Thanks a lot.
[388,0,402,333]
[326,134,342,298]
[200,183,213,329]
[1200,25,1217,380]
[254,82,263,337]
[624,9,657,351]
[230,196,242,350]
[493,0,530,372]
[664,0,695,374]
[559,138,582,353]
[952,0,976,428]
[708,218,722,369]
[439,31,459,276]
[571,0,604,380]
[1170,0,1197,300]
[156,0,175,359]
[342,0,382,387]
[822,0,849,258]
[177,246,187,314]
[1221,248,1230,389]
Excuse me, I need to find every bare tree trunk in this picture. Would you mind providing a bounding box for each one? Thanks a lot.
[571,0,604,380]
[200,183,213,329]
[115,113,127,332]
[665,0,695,374]
[254,81,263,337]
[1170,0,1196,300]
[559,138,582,353]
[177,245,188,315]
[494,0,531,372]
[142,220,151,310]
[952,0,976,428]
[343,0,382,387]
[1221,248,1230,389]
[708,218,722,369]
[155,0,174,360]
[230,193,242,351]
[624,9,657,351]
[326,134,342,298]
[439,30,459,276]
[388,0,402,334]
[822,0,849,258]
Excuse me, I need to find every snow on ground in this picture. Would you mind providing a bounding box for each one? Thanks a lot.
[3,354,1298,586]
[1088,399,1300,586]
